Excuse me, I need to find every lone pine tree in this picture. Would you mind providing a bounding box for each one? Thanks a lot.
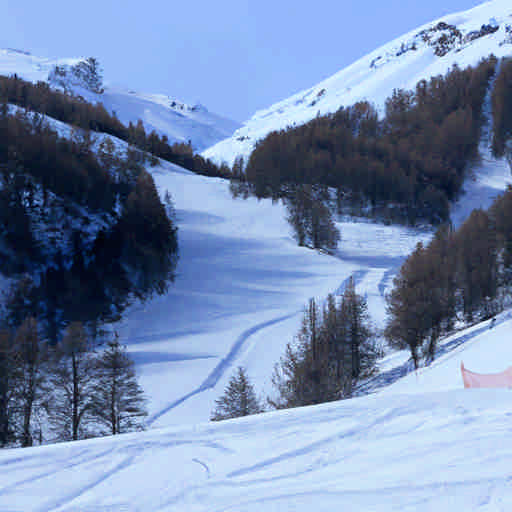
[91,335,147,435]
[211,367,262,421]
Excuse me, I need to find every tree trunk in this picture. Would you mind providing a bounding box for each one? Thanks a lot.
[72,354,79,441]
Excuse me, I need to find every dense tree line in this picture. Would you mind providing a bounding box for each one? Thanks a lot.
[386,186,512,367]
[285,185,340,251]
[0,319,146,447]
[0,105,178,340]
[270,279,376,409]
[491,58,512,157]
[0,74,229,178]
[242,58,496,225]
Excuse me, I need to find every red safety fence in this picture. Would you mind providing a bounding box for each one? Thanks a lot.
[461,361,512,388]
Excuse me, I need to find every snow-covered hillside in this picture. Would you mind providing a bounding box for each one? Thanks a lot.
[121,121,512,428]
[4,2,512,507]
[204,0,512,167]
[3,314,512,511]
[0,48,240,151]
[118,158,433,427]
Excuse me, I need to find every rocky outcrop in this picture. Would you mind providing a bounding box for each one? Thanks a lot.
[48,57,103,94]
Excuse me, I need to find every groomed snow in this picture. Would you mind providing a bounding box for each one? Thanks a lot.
[119,159,432,427]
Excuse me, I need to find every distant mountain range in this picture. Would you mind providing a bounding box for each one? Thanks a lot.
[0,48,240,152]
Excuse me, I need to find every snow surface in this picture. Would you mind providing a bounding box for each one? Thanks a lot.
[3,317,512,510]
[0,48,240,151]
[3,2,512,509]
[204,0,512,167]
[118,159,432,427]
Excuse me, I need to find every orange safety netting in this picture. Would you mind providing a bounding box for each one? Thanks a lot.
[461,361,512,389]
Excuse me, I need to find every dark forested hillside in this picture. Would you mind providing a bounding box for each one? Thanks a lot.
[0,74,229,179]
[243,58,496,225]
[386,185,512,368]
[0,104,178,341]
[492,57,512,157]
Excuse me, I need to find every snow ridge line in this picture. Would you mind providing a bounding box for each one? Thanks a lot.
[147,311,299,425]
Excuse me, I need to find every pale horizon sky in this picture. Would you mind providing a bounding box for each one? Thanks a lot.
[1,0,485,122]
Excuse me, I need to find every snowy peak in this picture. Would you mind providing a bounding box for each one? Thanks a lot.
[0,48,83,83]
[0,48,240,151]
[203,0,512,166]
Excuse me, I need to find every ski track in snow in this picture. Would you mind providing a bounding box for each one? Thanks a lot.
[147,311,299,425]
[0,447,115,497]
[38,451,138,512]
[145,246,407,425]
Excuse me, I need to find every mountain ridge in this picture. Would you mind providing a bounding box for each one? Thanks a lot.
[0,48,240,152]
[203,0,512,166]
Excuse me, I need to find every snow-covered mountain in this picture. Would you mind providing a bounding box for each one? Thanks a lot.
[204,0,512,166]
[0,48,240,151]
[4,2,512,509]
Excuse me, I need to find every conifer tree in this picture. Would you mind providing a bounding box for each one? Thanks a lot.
[454,209,498,321]
[0,330,16,446]
[116,171,178,297]
[386,243,433,368]
[339,277,374,383]
[12,317,48,447]
[271,290,374,409]
[210,367,262,421]
[286,186,340,251]
[91,335,147,435]
[49,322,97,441]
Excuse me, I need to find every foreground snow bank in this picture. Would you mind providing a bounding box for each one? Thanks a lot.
[2,385,512,510]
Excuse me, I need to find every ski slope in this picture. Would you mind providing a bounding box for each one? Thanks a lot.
[118,159,432,427]
[2,315,512,511]
[0,48,239,151]
[0,101,433,427]
[121,84,511,428]
[204,0,512,167]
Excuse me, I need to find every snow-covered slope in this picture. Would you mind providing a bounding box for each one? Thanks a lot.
[3,314,512,511]
[4,2,512,433]
[119,159,432,427]
[204,0,512,167]
[0,48,240,151]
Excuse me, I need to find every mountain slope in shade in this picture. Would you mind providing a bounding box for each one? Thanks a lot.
[0,48,240,151]
[203,0,512,167]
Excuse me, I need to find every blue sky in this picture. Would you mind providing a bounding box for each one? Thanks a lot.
[1,0,484,121]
